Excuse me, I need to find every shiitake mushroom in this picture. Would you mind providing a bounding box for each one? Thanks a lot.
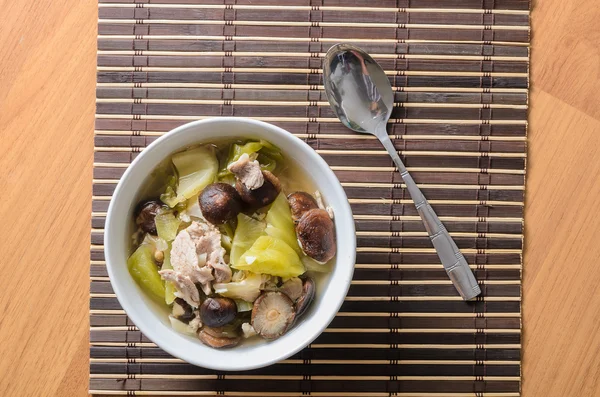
[198,329,240,348]
[251,291,295,340]
[235,170,281,210]
[296,209,336,263]
[199,183,243,225]
[200,297,237,328]
[203,324,241,339]
[287,192,319,223]
[134,199,164,234]
[172,298,197,324]
[295,277,316,318]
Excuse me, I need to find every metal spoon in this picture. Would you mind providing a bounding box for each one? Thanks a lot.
[323,43,481,300]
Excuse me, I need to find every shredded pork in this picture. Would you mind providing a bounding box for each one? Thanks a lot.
[242,323,257,338]
[187,221,232,283]
[159,269,201,307]
[160,221,232,306]
[227,153,264,190]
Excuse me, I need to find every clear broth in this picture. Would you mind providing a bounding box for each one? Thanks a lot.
[130,138,334,346]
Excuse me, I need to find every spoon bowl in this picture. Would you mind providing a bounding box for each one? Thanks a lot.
[323,43,394,135]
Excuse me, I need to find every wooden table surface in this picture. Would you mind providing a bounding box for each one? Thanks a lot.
[1,0,599,396]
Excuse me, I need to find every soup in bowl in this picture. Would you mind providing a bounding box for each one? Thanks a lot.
[105,118,356,370]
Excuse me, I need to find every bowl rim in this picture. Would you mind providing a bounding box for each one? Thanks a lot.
[104,117,356,370]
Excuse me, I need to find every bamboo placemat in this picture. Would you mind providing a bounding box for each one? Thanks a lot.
[91,0,529,395]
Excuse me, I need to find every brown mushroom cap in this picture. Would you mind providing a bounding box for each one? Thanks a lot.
[203,325,241,339]
[251,291,295,340]
[198,329,240,348]
[199,183,243,224]
[236,170,281,210]
[134,200,164,234]
[295,277,316,318]
[287,192,319,223]
[296,209,337,263]
[200,297,238,328]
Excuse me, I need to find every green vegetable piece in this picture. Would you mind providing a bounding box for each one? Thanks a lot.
[231,141,264,163]
[218,141,264,177]
[301,255,332,273]
[259,139,284,161]
[160,176,179,207]
[161,248,177,305]
[220,222,235,239]
[160,186,178,208]
[256,153,277,173]
[259,139,278,151]
[155,211,181,242]
[218,223,235,253]
[265,193,302,254]
[217,173,236,185]
[163,146,218,207]
[230,213,266,266]
[235,236,305,279]
[213,272,264,302]
[257,140,282,172]
[219,140,283,177]
[173,200,188,214]
[221,234,232,252]
[234,299,254,312]
[127,244,165,301]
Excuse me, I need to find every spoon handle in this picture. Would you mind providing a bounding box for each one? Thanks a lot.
[378,130,481,300]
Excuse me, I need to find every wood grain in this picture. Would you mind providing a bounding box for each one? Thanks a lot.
[0,1,599,397]
[0,1,97,396]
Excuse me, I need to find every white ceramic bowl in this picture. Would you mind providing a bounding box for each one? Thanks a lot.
[105,118,356,371]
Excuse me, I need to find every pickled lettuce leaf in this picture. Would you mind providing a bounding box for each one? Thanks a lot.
[142,234,168,252]
[163,146,218,207]
[218,222,235,253]
[161,247,177,305]
[235,299,254,312]
[218,140,283,177]
[218,141,263,177]
[231,213,266,266]
[213,271,264,302]
[231,141,264,163]
[177,194,204,223]
[127,244,165,301]
[155,211,181,242]
[160,176,179,208]
[259,139,281,154]
[265,193,302,254]
[258,140,283,161]
[255,153,276,173]
[169,315,196,336]
[301,255,332,273]
[234,236,304,279]
[220,222,235,240]
[217,173,236,186]
[221,235,232,253]
[257,140,283,173]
